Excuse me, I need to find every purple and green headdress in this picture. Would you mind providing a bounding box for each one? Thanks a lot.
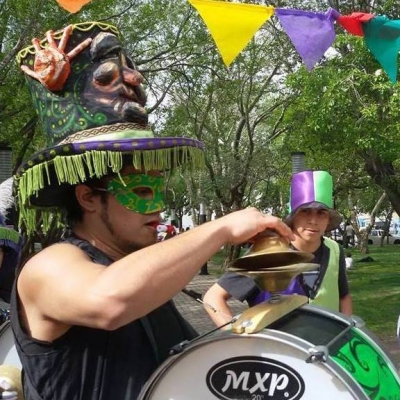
[14,22,204,234]
[285,170,342,231]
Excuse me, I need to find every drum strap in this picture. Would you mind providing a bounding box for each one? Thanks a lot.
[140,316,160,365]
[309,237,340,311]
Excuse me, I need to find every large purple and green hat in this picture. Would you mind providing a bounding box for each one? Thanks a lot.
[285,170,342,231]
[14,22,204,234]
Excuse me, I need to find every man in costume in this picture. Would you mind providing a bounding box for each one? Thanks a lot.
[204,170,352,328]
[11,22,293,400]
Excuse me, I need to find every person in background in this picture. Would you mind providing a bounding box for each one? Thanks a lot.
[204,170,352,328]
[0,177,22,304]
[345,222,355,248]
[345,252,354,270]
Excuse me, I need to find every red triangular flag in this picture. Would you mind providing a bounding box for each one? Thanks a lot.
[337,12,375,36]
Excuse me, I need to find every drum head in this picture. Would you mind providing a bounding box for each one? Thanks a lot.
[140,331,360,399]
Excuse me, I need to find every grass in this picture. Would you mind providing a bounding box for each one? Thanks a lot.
[207,245,400,342]
[347,246,400,341]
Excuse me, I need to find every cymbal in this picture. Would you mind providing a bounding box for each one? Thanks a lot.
[234,263,320,291]
[228,263,320,273]
[232,230,313,270]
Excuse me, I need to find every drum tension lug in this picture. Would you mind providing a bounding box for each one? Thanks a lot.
[306,345,329,363]
[168,340,190,355]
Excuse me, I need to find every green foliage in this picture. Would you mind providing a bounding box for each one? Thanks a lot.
[284,34,400,158]
[282,30,400,218]
[348,246,400,340]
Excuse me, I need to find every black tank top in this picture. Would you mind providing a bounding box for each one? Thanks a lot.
[10,236,197,400]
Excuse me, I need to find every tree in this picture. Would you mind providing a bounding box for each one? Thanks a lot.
[282,30,400,223]
[155,14,300,263]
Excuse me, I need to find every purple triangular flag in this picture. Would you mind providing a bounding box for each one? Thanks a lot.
[276,7,340,70]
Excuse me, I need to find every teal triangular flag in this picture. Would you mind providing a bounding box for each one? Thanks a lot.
[364,16,400,83]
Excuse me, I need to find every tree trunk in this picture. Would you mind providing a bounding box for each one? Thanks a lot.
[363,156,400,217]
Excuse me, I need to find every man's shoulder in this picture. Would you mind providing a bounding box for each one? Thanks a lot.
[23,242,90,271]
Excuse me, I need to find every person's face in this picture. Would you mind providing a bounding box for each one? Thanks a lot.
[95,166,164,253]
[291,208,330,244]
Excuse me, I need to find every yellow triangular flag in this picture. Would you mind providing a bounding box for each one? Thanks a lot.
[189,0,274,67]
[56,0,92,13]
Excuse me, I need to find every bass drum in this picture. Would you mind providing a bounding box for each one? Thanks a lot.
[0,320,21,369]
[139,305,400,400]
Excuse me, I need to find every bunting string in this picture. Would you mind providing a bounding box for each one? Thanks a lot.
[54,0,400,83]
[188,0,400,84]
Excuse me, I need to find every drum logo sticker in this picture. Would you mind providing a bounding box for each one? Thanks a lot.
[206,356,305,400]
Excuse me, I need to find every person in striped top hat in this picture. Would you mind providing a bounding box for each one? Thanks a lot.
[204,170,352,329]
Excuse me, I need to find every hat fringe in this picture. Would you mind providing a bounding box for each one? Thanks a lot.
[0,227,21,245]
[16,147,204,235]
[18,207,64,236]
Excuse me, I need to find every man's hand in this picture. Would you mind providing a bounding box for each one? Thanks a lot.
[216,208,294,246]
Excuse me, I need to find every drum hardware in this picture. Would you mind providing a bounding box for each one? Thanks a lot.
[172,287,244,356]
[181,288,241,327]
[350,314,365,329]
[181,288,218,313]
[168,316,239,356]
[305,319,367,365]
[305,324,353,364]
[306,345,329,363]
[231,294,309,334]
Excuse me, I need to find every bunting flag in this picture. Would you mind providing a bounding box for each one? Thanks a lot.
[363,16,400,83]
[54,0,400,84]
[56,0,92,13]
[275,8,340,71]
[337,12,375,36]
[188,0,274,67]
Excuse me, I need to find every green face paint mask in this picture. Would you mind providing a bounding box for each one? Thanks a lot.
[107,174,165,214]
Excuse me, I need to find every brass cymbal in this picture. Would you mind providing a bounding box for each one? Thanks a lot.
[232,230,313,270]
[235,263,320,292]
[228,263,319,273]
